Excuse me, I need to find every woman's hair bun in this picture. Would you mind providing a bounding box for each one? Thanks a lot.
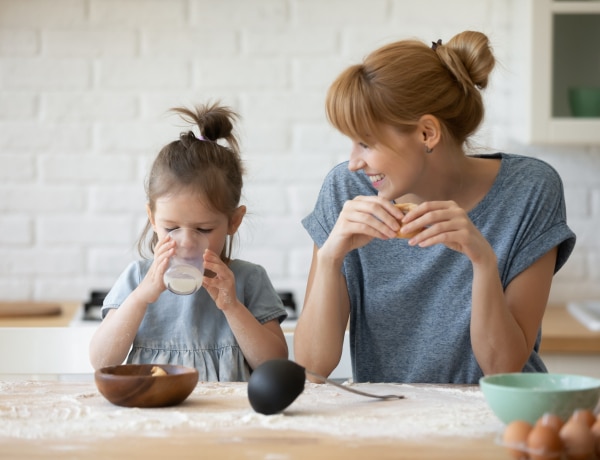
[436,30,495,93]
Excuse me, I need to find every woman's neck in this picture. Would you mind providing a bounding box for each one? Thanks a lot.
[395,148,500,212]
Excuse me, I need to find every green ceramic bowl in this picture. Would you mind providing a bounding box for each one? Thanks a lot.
[569,87,600,117]
[479,373,600,425]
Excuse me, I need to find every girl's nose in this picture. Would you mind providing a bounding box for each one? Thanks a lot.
[348,144,366,172]
[178,228,195,248]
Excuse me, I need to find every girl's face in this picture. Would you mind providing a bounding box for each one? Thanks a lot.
[147,189,245,257]
[347,124,426,201]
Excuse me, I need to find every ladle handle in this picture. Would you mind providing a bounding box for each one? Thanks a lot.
[305,369,405,400]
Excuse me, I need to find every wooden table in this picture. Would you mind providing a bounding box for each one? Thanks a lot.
[0,379,509,459]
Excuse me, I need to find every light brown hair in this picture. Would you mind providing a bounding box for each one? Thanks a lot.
[325,30,495,147]
[138,101,244,262]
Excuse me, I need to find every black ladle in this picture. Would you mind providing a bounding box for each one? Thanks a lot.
[247,359,404,415]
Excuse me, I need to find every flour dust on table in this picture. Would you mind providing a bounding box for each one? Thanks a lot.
[0,380,502,440]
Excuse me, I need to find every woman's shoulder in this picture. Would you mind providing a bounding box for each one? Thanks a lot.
[483,152,566,197]
[471,153,567,222]
[499,152,563,182]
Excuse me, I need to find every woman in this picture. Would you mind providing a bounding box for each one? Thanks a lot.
[294,31,575,384]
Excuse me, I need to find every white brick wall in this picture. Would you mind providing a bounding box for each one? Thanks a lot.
[0,0,599,307]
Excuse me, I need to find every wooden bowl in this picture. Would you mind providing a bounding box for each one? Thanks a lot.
[95,364,199,408]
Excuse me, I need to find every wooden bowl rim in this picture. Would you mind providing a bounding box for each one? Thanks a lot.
[95,363,199,379]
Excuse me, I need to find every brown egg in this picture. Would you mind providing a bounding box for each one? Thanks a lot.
[527,424,563,460]
[536,413,564,433]
[590,418,600,457]
[503,420,533,459]
[570,409,596,428]
[559,418,594,460]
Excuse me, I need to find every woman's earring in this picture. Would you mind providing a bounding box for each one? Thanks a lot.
[425,145,433,154]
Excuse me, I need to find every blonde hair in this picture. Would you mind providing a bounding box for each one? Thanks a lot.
[138,101,244,262]
[325,31,495,146]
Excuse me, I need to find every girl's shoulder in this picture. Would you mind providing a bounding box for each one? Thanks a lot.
[228,259,271,280]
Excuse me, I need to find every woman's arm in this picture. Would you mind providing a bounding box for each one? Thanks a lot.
[401,200,558,374]
[293,244,351,379]
[294,196,404,379]
[469,247,557,374]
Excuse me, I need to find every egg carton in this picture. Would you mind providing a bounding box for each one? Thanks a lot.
[497,435,599,459]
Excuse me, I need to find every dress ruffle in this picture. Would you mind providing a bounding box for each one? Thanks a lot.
[127,344,251,382]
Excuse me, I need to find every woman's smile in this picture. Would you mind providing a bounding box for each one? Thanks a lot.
[367,173,385,187]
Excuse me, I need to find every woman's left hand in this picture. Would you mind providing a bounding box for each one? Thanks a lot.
[400,201,494,265]
[202,250,239,311]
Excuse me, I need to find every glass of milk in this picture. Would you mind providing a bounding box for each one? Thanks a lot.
[163,228,209,295]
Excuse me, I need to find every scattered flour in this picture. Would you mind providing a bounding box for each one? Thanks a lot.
[0,380,503,441]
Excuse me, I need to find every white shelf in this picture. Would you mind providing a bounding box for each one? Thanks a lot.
[552,1,600,14]
[511,0,600,145]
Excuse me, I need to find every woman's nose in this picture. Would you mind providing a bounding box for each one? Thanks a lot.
[348,145,365,171]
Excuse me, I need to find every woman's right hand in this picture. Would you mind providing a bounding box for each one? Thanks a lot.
[321,196,403,258]
[136,233,175,304]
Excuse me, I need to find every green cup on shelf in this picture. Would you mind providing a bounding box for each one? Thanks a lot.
[569,86,600,117]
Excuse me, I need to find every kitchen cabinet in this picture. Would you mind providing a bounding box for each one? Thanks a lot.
[2,303,597,381]
[511,0,600,144]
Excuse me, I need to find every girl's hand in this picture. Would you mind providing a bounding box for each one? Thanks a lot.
[322,195,403,259]
[400,201,494,265]
[202,250,239,311]
[136,233,175,304]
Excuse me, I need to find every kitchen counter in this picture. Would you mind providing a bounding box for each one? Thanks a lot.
[0,379,507,459]
[540,304,600,354]
[2,302,598,353]
[0,301,80,327]
[539,305,600,378]
[1,301,598,379]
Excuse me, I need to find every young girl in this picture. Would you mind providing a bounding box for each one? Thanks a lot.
[294,31,576,384]
[89,102,288,382]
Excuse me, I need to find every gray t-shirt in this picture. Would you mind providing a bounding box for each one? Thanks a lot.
[101,259,287,382]
[302,153,576,384]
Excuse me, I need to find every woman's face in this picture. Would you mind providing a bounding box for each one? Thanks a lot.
[347,125,425,201]
[148,189,245,257]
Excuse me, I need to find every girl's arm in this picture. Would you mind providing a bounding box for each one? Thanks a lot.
[401,200,558,374]
[202,250,288,370]
[220,306,288,370]
[89,235,175,370]
[88,293,149,370]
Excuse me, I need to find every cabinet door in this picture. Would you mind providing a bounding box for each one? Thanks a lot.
[512,0,600,145]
